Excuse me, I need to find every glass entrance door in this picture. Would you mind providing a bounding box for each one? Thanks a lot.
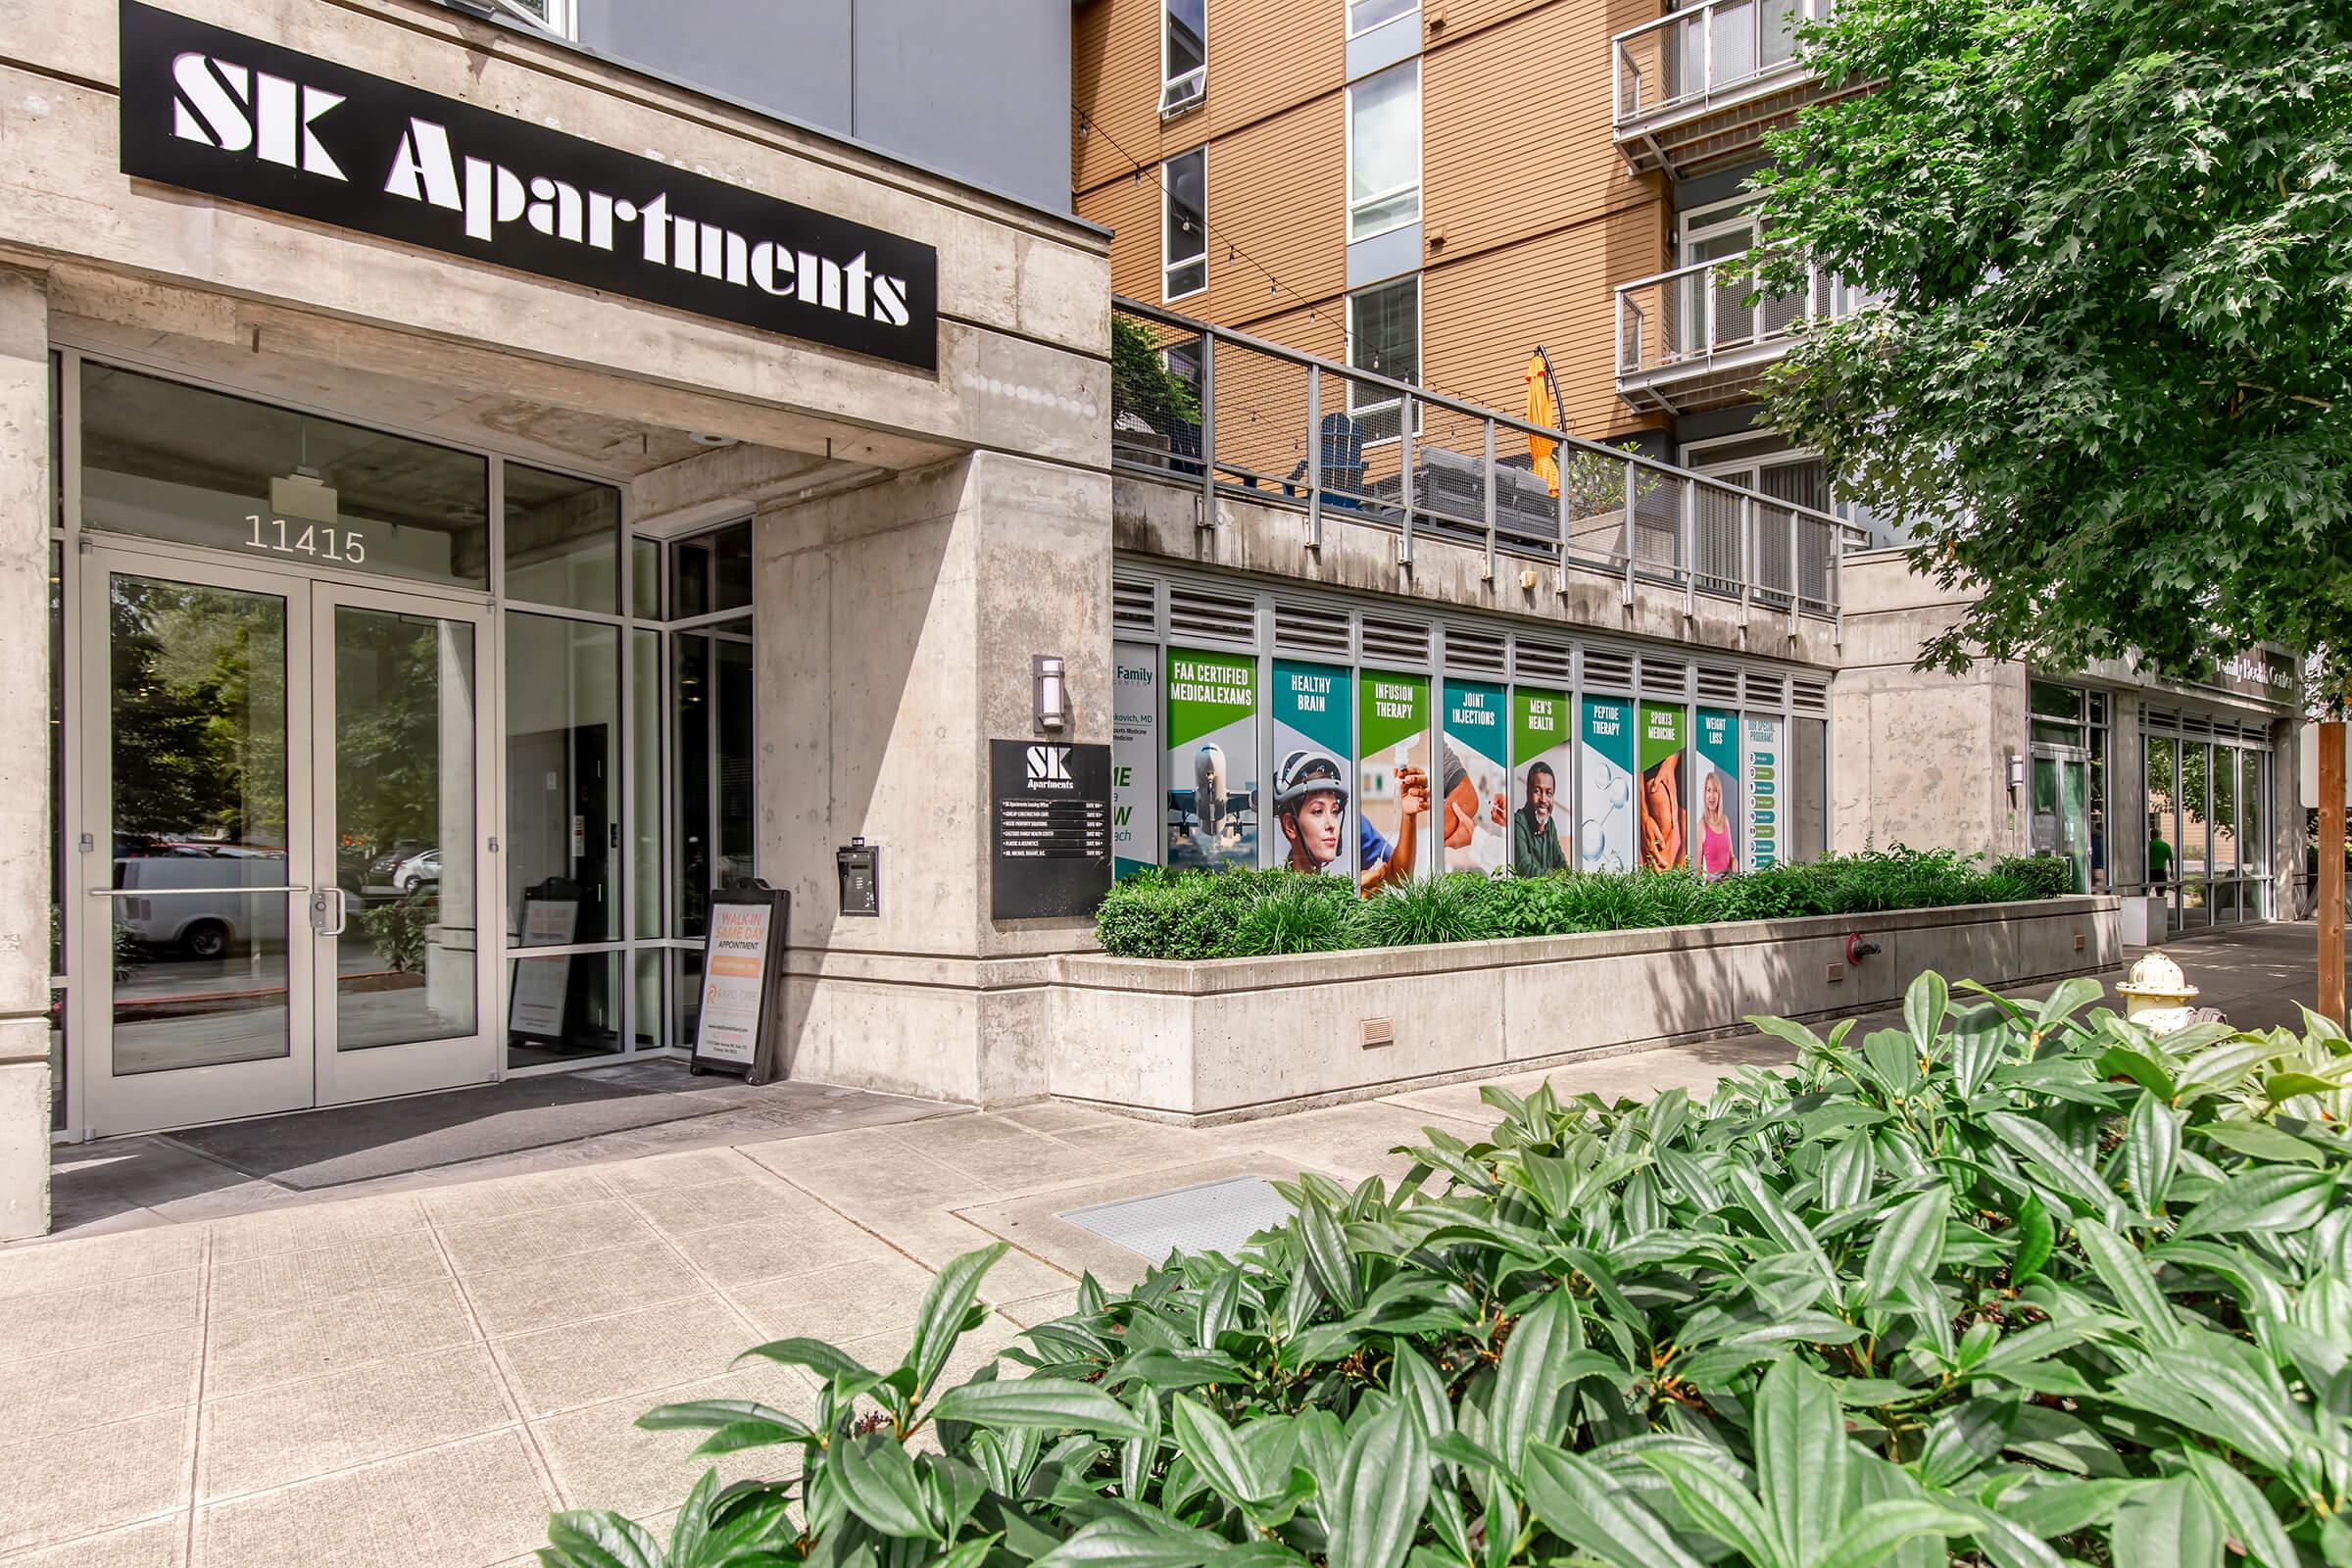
[2030,751,2091,894]
[81,549,493,1135]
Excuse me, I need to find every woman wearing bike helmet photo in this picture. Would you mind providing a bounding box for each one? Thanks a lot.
[1272,748,1350,875]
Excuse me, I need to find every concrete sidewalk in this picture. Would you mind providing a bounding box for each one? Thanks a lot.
[0,922,2327,1568]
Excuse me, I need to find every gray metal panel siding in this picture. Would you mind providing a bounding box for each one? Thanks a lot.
[1346,13,1418,81]
[1347,221,1421,289]
[572,0,1071,213]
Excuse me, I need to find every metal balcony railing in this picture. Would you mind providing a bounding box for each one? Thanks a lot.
[1613,250,1863,413]
[1613,0,1836,130]
[1110,296,1849,623]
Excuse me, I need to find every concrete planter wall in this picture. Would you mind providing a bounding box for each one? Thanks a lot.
[1048,897,2120,1122]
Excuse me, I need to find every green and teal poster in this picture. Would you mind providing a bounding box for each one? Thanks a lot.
[1744,714,1783,870]
[1271,661,1353,878]
[1165,647,1257,871]
[1357,670,1431,888]
[1578,696,1636,872]
[1639,702,1688,872]
[1443,678,1508,874]
[1509,687,1571,877]
[1111,642,1158,878]
[1693,707,1742,879]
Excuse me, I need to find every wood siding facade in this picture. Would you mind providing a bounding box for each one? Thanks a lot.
[1075,0,1672,445]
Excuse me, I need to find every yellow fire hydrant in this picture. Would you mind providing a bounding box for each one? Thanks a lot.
[2115,951,2199,1037]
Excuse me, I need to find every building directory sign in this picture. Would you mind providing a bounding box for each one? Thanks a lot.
[1164,649,1258,871]
[1271,661,1354,879]
[1578,697,1636,872]
[990,741,1113,919]
[118,1,941,369]
[1111,644,1158,878]
[1509,687,1571,878]
[1443,679,1508,875]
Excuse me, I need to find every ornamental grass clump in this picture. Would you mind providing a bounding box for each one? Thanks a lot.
[542,978,2352,1568]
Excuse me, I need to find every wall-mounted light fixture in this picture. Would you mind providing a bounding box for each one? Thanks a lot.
[1033,655,1069,733]
[2006,750,2026,800]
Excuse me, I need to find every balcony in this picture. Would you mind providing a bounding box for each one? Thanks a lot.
[1109,297,1852,622]
[1614,250,1861,414]
[1611,0,1860,178]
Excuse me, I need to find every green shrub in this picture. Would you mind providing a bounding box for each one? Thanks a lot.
[1226,874,1360,956]
[1097,848,2075,960]
[540,982,2352,1568]
[1354,872,1503,948]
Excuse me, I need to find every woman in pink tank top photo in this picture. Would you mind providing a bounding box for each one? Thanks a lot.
[1699,768,1737,879]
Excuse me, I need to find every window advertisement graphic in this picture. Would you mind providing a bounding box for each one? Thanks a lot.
[1509,687,1572,877]
[1164,648,1258,871]
[1744,714,1784,870]
[1578,697,1637,872]
[1271,661,1355,878]
[1442,678,1509,874]
[1693,708,1743,879]
[1639,702,1688,872]
[1357,670,1432,888]
[1111,642,1159,878]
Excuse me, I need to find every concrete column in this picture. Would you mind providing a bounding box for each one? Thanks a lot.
[753,451,1111,1105]
[0,268,51,1239]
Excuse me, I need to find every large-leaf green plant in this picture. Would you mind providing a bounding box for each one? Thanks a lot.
[542,975,2352,1568]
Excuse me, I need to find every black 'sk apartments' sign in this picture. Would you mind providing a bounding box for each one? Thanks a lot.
[118,1,939,370]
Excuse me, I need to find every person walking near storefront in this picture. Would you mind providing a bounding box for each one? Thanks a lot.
[2148,825,2176,890]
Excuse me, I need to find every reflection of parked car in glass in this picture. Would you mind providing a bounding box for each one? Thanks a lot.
[394,849,440,893]
[112,845,289,959]
[363,840,428,897]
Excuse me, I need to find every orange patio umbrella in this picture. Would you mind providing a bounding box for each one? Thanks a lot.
[1524,347,1567,497]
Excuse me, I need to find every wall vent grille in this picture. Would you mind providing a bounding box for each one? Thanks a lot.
[1513,639,1573,684]
[1583,646,1635,693]
[1167,584,1257,646]
[1112,577,1158,635]
[1444,627,1507,677]
[1360,614,1433,666]
[1272,601,1351,659]
[1696,665,1741,706]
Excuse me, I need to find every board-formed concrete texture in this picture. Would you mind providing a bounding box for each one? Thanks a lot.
[1048,898,2122,1119]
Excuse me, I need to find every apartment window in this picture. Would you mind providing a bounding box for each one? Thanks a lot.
[1348,61,1420,240]
[1161,0,1206,116]
[1347,275,1419,442]
[1348,0,1416,34]
[1163,149,1206,300]
[503,0,578,39]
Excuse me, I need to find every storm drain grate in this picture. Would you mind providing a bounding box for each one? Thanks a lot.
[1060,1176,1296,1260]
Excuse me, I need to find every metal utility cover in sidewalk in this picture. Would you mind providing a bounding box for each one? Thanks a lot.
[1059,1175,1295,1259]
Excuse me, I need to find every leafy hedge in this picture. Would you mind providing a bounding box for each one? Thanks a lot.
[1095,848,2077,960]
[542,978,2352,1568]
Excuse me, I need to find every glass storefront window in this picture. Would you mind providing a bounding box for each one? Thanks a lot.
[504,464,619,613]
[1792,717,1827,861]
[507,950,618,1065]
[630,538,661,618]
[504,613,618,947]
[668,521,753,619]
[631,629,663,940]
[673,629,756,937]
[632,948,664,1053]
[79,363,490,590]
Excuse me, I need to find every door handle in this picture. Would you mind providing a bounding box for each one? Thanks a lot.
[310,887,347,936]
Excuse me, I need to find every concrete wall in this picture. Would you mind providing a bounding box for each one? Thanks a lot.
[0,270,51,1239]
[1050,898,2121,1120]
[757,450,1113,1105]
[573,0,1073,214]
[1832,552,2028,858]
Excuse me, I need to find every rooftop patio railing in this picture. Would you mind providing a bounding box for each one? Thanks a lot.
[1612,0,1836,132]
[1111,297,1850,624]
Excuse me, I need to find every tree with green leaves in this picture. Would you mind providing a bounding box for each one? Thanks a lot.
[1749,0,2352,690]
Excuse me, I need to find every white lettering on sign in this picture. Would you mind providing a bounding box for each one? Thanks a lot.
[167,48,910,331]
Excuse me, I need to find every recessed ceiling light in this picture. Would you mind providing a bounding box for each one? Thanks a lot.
[687,431,738,449]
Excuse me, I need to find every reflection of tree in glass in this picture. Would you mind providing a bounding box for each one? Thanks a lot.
[335,611,450,866]
[110,580,287,846]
